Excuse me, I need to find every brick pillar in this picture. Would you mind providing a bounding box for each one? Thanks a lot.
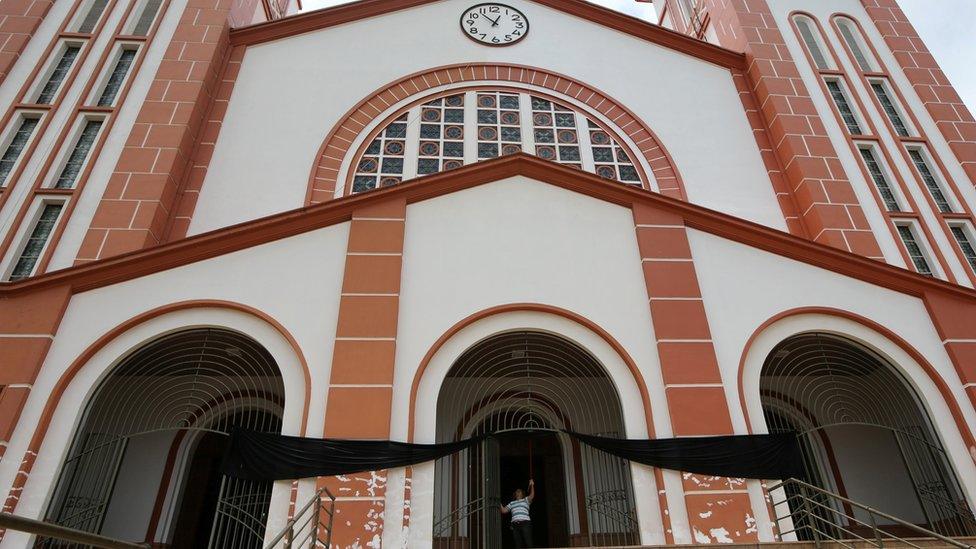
[693,0,883,258]
[320,197,405,548]
[0,285,70,507]
[924,290,976,434]
[0,0,54,87]
[860,0,976,187]
[634,203,757,544]
[75,0,239,263]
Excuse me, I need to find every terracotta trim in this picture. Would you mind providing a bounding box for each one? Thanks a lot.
[228,0,745,69]
[788,11,957,279]
[829,13,976,285]
[1,153,975,303]
[734,306,976,452]
[1,299,313,518]
[306,62,686,205]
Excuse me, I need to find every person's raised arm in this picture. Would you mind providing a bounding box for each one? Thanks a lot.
[500,504,509,514]
[527,479,535,503]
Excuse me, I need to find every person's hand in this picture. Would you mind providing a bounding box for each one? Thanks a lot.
[528,479,534,486]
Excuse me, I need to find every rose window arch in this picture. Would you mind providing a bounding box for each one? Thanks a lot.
[348,89,647,194]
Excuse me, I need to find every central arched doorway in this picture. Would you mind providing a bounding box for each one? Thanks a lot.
[432,331,638,548]
[37,328,285,548]
[760,333,976,538]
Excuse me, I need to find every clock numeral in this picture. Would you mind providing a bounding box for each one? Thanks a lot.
[469,27,479,33]
[489,6,499,12]
[468,12,479,18]
[512,29,520,36]
[504,35,512,41]
[512,14,521,20]
[515,22,524,28]
[491,36,500,43]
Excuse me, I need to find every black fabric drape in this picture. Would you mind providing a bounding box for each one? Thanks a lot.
[567,431,805,480]
[221,429,803,481]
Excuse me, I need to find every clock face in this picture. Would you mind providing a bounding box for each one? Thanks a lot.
[461,3,529,46]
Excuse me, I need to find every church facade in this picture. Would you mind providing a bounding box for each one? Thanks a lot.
[1,0,976,547]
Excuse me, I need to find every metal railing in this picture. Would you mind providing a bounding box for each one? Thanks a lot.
[0,512,149,549]
[264,486,336,549]
[768,478,974,549]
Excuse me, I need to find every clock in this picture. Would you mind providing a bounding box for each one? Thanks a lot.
[460,3,529,46]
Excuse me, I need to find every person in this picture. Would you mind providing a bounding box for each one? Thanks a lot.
[500,479,535,548]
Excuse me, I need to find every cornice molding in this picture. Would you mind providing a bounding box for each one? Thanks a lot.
[228,0,746,70]
[2,154,974,304]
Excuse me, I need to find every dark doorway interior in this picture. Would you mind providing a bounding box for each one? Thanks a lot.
[498,433,568,548]
[170,432,227,548]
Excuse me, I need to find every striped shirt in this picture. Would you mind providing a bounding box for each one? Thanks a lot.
[506,498,531,522]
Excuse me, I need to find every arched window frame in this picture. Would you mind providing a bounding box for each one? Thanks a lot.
[832,16,878,73]
[337,85,657,198]
[790,14,835,71]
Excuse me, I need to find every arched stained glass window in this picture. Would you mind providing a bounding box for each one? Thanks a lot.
[350,90,645,194]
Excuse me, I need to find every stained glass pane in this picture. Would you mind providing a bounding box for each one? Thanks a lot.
[951,226,976,271]
[132,0,163,36]
[55,119,102,189]
[871,82,909,137]
[897,225,933,275]
[78,0,108,33]
[908,149,952,213]
[826,81,862,135]
[0,118,39,186]
[9,203,63,281]
[97,49,137,106]
[38,46,80,104]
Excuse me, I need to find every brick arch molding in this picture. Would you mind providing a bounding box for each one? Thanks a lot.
[306,63,687,204]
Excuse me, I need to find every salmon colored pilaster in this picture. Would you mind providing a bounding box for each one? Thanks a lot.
[0,285,70,495]
[923,291,976,422]
[0,0,53,87]
[860,0,976,187]
[75,0,242,263]
[685,0,882,258]
[633,202,757,544]
[307,63,685,204]
[321,197,406,548]
[165,45,246,242]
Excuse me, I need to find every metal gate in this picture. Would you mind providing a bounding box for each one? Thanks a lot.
[761,333,976,539]
[37,328,286,548]
[432,331,640,548]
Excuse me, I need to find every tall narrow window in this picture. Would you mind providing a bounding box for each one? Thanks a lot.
[897,224,933,276]
[907,149,952,213]
[97,49,137,106]
[132,0,163,36]
[795,17,829,70]
[36,46,80,104]
[0,118,39,186]
[858,147,899,211]
[826,81,862,135]
[417,94,465,175]
[837,20,872,71]
[531,97,581,169]
[54,120,102,189]
[352,114,406,193]
[476,92,521,161]
[871,82,910,137]
[951,226,976,271]
[77,0,108,33]
[9,203,63,281]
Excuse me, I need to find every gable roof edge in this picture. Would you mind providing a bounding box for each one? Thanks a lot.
[228,0,746,70]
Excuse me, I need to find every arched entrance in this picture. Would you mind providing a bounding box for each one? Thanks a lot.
[760,333,975,538]
[432,331,638,549]
[37,328,285,548]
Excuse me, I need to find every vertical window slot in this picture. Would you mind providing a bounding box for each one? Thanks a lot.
[77,0,109,33]
[858,147,899,212]
[837,20,873,71]
[132,0,163,36]
[907,149,952,213]
[36,45,81,104]
[870,82,910,137]
[97,49,137,106]
[9,203,63,281]
[0,117,40,186]
[896,224,933,276]
[795,17,830,70]
[826,80,862,135]
[951,226,976,272]
[54,119,103,189]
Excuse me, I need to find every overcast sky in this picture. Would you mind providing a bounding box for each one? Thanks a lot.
[298,0,975,113]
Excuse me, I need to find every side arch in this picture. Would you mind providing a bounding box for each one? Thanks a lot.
[1,300,312,525]
[735,307,976,507]
[306,63,685,203]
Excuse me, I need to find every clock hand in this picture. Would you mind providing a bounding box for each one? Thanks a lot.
[488,15,501,26]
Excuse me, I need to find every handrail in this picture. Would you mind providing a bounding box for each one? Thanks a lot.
[0,512,150,549]
[264,485,336,549]
[768,478,973,549]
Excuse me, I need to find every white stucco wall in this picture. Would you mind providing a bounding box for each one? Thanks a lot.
[190,0,786,235]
